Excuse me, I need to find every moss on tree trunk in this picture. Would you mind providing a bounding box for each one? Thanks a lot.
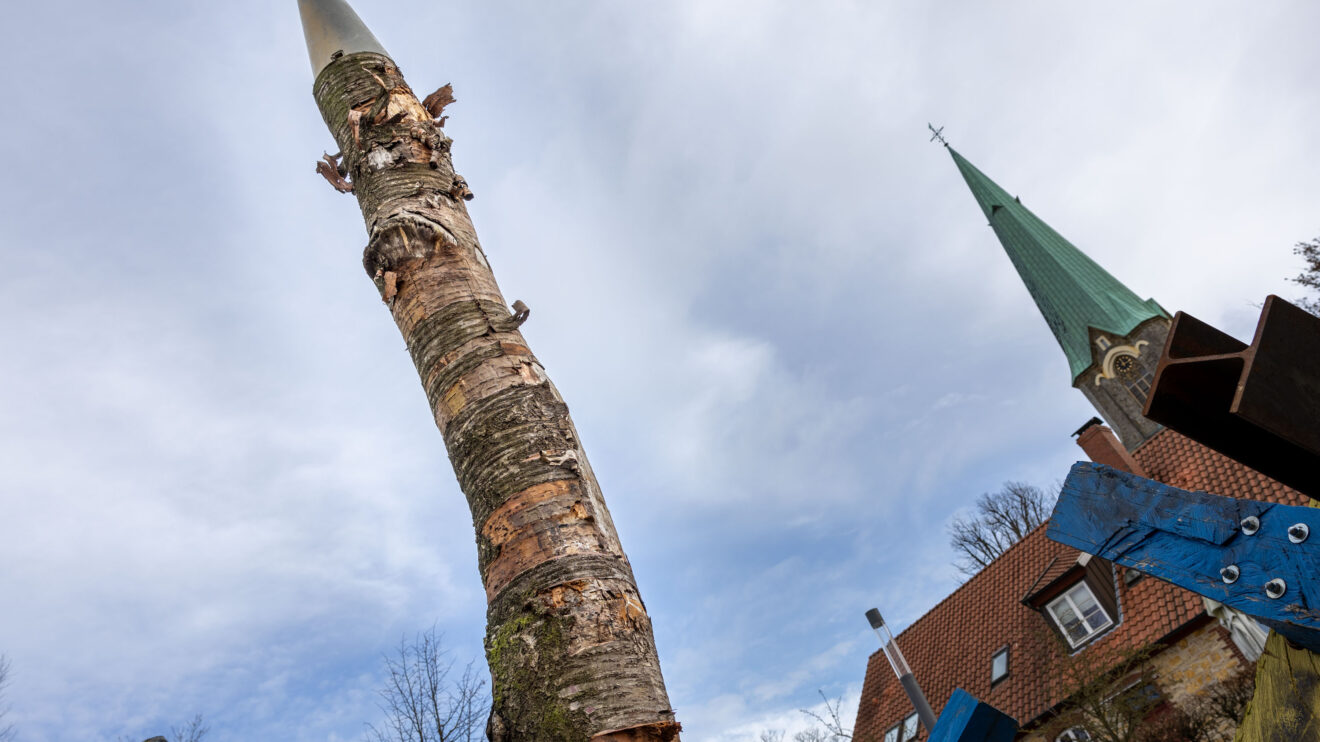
[312,53,679,741]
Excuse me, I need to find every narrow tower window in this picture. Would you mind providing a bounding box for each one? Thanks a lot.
[1111,352,1153,403]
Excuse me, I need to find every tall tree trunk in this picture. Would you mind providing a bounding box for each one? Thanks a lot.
[311,53,679,741]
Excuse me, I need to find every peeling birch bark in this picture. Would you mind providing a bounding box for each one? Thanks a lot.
[312,53,679,741]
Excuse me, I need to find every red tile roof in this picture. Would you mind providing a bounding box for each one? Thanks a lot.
[852,526,1202,741]
[852,428,1308,742]
[1131,429,1309,507]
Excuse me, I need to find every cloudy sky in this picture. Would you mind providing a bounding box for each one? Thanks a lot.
[1,1,1318,740]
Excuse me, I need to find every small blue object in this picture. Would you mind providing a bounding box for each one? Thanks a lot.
[1049,462,1320,652]
[927,688,1018,742]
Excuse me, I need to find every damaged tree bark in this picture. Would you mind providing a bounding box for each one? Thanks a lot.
[311,52,679,741]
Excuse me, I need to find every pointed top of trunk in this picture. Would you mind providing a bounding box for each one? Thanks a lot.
[298,0,391,75]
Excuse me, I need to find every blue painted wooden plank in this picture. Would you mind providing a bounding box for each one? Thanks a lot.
[927,688,1018,742]
[1049,462,1320,652]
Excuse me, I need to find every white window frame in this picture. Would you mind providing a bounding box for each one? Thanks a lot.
[901,712,918,740]
[1046,581,1114,648]
[1056,727,1091,742]
[991,646,1009,684]
[884,713,919,742]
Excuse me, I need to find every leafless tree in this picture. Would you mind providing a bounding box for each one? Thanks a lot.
[366,628,488,742]
[1134,668,1255,742]
[1199,669,1254,728]
[114,714,209,742]
[1131,704,1215,742]
[758,690,853,742]
[949,481,1056,577]
[1290,236,1320,316]
[1045,639,1161,742]
[0,655,14,742]
[170,714,210,742]
[798,690,851,740]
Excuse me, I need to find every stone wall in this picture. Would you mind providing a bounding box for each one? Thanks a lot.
[1150,622,1249,705]
[1075,317,1170,451]
[1016,621,1251,742]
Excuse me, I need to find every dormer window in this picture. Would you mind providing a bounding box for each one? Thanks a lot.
[991,646,1009,684]
[1023,552,1121,650]
[1047,582,1114,647]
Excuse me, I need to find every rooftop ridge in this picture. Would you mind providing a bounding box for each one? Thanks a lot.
[866,517,1064,664]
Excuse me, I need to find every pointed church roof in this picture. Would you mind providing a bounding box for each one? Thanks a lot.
[949,148,1168,381]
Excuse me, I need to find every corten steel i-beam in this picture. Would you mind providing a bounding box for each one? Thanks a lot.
[1143,295,1320,498]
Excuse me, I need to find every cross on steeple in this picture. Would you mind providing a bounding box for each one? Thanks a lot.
[928,123,948,147]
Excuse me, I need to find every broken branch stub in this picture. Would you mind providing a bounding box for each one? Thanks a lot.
[423,83,455,123]
[508,300,530,329]
[449,175,474,202]
[311,51,679,741]
[315,152,354,193]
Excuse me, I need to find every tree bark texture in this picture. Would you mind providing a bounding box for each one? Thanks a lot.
[312,53,679,741]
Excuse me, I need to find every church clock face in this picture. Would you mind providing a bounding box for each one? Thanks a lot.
[1112,353,1139,381]
[1097,344,1154,403]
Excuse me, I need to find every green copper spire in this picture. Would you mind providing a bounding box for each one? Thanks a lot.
[949,148,1168,381]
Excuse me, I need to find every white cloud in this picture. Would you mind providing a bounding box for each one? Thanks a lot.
[704,685,861,742]
[0,0,1317,739]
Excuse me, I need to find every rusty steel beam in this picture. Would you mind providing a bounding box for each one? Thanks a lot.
[1143,295,1320,497]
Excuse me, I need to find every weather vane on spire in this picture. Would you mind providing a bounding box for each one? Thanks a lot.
[928,123,948,147]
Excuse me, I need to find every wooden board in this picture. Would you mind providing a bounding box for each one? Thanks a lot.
[1048,462,1320,652]
[928,689,1018,742]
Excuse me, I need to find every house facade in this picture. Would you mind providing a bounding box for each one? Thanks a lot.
[852,150,1308,742]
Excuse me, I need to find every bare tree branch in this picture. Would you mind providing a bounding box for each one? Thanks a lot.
[1290,236,1320,316]
[948,481,1056,577]
[170,714,210,742]
[365,628,488,742]
[1040,629,1159,742]
[797,690,852,740]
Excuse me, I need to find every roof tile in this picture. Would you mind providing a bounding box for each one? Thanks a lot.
[853,428,1306,741]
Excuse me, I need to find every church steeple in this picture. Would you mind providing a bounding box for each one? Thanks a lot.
[948,147,1169,449]
[949,148,1168,381]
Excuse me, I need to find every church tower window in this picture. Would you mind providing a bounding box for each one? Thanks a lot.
[1111,351,1153,402]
